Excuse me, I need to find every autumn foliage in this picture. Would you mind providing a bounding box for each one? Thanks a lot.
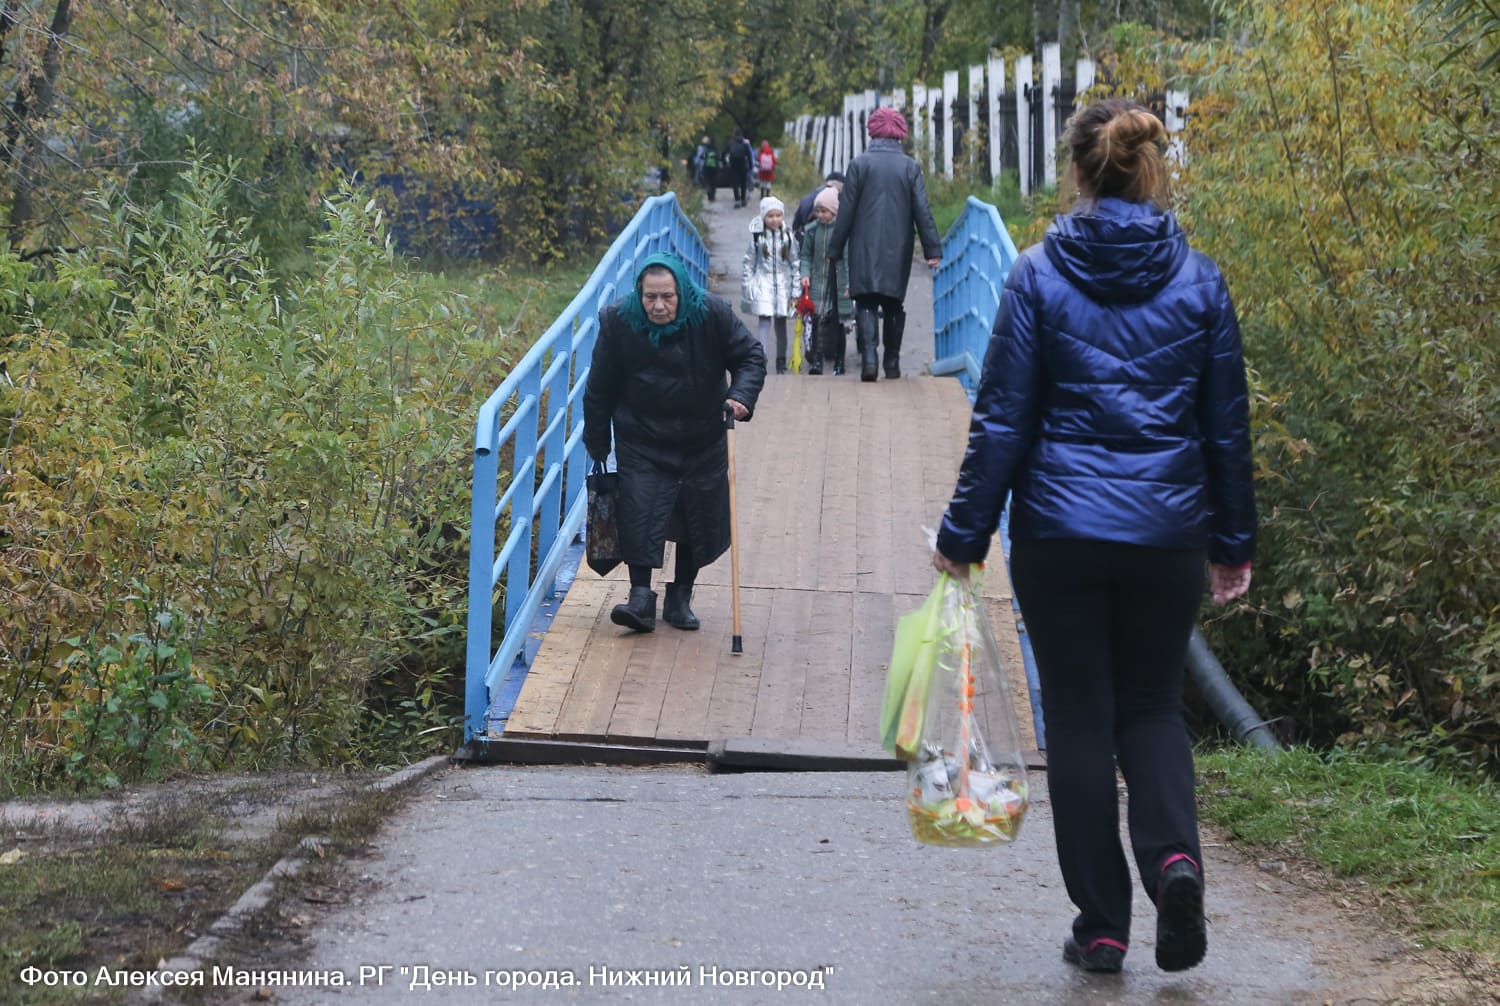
[1176,1,1499,769]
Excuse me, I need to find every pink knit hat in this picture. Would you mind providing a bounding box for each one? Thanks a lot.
[867,107,909,140]
[813,186,840,214]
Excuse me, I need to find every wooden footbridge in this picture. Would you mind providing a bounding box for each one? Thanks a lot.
[458,192,1040,767]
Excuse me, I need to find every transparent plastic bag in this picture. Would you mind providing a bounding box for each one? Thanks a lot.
[898,571,1029,848]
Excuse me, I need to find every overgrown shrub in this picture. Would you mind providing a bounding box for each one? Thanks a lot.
[0,161,514,787]
[1178,1,1499,770]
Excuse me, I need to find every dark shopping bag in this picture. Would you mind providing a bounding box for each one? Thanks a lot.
[586,462,623,576]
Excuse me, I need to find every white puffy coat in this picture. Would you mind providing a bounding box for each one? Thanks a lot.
[740,217,800,318]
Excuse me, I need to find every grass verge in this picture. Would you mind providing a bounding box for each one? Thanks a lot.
[0,776,406,1004]
[1,803,267,1004]
[1197,745,1500,966]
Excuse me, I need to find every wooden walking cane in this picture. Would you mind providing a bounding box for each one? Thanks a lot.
[724,406,743,655]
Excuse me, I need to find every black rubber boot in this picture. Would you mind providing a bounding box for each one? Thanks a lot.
[832,322,847,375]
[661,583,700,630]
[856,305,880,382]
[882,307,906,379]
[610,586,657,633]
[806,318,823,375]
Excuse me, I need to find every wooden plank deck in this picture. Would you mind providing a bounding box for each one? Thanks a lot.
[502,375,1038,759]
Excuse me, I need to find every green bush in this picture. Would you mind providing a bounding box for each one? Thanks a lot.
[59,584,212,789]
[1179,0,1499,771]
[0,160,522,787]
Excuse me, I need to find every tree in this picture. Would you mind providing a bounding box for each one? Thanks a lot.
[0,1,745,262]
[1180,0,1500,767]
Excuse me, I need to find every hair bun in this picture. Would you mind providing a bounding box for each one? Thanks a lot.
[1103,107,1166,153]
[1063,98,1170,203]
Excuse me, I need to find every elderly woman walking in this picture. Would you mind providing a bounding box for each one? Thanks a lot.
[826,107,943,381]
[583,253,767,632]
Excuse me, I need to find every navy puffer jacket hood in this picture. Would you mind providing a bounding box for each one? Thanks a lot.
[937,198,1256,566]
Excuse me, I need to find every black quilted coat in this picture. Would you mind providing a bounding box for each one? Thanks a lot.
[583,297,766,569]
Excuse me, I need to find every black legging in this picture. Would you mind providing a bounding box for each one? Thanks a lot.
[1010,538,1205,951]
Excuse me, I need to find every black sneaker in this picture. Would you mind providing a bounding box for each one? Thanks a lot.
[1063,937,1126,973]
[1156,859,1207,972]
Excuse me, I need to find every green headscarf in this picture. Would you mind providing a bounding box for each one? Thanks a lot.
[617,252,707,347]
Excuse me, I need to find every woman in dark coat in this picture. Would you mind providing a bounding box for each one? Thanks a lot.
[826,107,943,381]
[934,100,1256,976]
[583,253,766,632]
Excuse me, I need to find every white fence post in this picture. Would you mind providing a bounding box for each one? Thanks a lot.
[968,64,984,174]
[925,86,940,176]
[1042,42,1061,190]
[1015,55,1033,197]
[861,89,877,157]
[942,69,958,179]
[911,81,928,170]
[987,55,1004,185]
[802,50,1186,193]
[1165,88,1189,166]
[1075,58,1095,103]
[847,93,860,160]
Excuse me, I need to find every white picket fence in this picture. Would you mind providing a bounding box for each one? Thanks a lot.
[785,42,1188,196]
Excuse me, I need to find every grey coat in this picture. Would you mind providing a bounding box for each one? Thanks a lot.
[826,137,943,301]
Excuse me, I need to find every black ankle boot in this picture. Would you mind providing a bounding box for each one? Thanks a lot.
[610,585,657,633]
[883,308,906,378]
[661,583,700,630]
[856,306,880,382]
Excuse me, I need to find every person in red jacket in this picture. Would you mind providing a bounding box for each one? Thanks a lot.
[754,140,777,199]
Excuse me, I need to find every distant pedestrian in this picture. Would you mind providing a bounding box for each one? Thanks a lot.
[692,135,719,200]
[583,253,767,634]
[797,186,852,375]
[826,107,942,381]
[740,196,800,374]
[791,170,845,241]
[932,98,1256,977]
[754,140,777,199]
[724,130,753,208]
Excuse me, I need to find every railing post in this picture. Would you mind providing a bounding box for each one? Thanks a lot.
[504,372,540,638]
[464,440,500,740]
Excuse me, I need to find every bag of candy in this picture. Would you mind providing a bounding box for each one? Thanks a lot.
[894,569,1029,848]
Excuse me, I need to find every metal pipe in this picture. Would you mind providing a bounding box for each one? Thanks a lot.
[1186,627,1281,750]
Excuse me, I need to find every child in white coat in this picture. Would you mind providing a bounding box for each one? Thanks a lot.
[740,196,800,374]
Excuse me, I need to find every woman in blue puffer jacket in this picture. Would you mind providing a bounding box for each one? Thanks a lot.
[934,99,1256,977]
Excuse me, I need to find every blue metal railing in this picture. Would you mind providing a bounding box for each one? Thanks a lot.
[463,194,708,741]
[931,196,1021,394]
